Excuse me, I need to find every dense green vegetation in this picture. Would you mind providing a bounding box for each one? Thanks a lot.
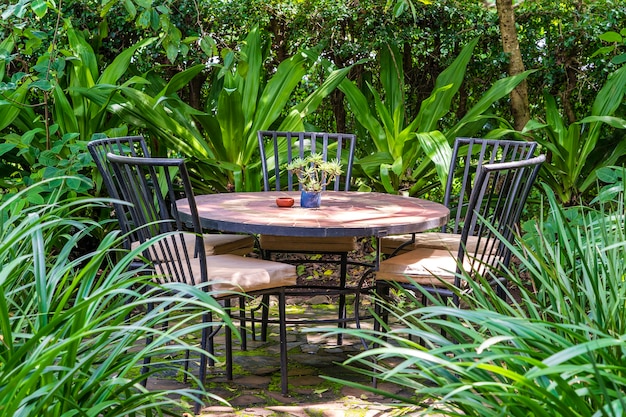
[329,177,626,416]
[0,179,235,415]
[1,0,625,414]
[1,0,624,201]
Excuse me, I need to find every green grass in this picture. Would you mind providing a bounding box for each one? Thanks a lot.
[322,183,626,416]
[0,178,236,416]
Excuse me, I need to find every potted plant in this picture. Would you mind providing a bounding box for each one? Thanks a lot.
[286,153,343,208]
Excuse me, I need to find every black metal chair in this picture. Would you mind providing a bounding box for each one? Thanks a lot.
[106,154,297,400]
[256,130,358,343]
[88,136,256,256]
[375,154,545,305]
[380,138,538,256]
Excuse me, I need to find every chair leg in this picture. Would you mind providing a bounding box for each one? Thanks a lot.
[374,281,390,336]
[261,294,270,342]
[224,298,233,381]
[199,323,210,386]
[238,296,247,351]
[259,250,272,342]
[278,289,289,395]
[336,252,348,345]
[140,301,154,386]
[186,310,213,384]
[372,282,390,389]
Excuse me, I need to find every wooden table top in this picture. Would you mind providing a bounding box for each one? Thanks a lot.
[177,191,449,238]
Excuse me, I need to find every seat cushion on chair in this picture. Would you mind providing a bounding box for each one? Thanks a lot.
[157,254,297,293]
[259,235,357,253]
[380,233,490,256]
[132,232,255,259]
[376,247,501,287]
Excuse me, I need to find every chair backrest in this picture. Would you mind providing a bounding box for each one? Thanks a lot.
[456,154,545,280]
[444,138,538,234]
[88,136,151,199]
[88,136,152,245]
[257,130,356,191]
[107,153,207,286]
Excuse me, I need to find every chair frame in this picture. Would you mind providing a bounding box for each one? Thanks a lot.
[258,130,356,193]
[389,138,538,256]
[106,154,292,400]
[377,154,545,304]
[88,136,152,245]
[256,130,362,344]
[443,137,538,234]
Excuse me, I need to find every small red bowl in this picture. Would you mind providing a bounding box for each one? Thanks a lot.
[275,197,295,208]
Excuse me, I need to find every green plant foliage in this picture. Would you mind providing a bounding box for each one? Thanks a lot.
[320,183,626,416]
[286,153,343,192]
[0,178,234,415]
[80,26,353,192]
[0,22,154,202]
[340,39,534,195]
[522,64,626,205]
[594,28,626,66]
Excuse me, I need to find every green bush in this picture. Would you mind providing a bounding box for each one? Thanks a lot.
[0,178,234,416]
[324,182,626,416]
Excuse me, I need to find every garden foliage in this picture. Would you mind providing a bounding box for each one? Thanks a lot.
[323,179,626,416]
[0,179,234,415]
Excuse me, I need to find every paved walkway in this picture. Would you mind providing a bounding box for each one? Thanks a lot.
[147,296,425,416]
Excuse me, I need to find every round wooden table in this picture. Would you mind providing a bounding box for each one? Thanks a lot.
[177,191,449,351]
[177,191,449,240]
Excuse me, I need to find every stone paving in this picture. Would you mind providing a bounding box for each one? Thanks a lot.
[146,296,426,416]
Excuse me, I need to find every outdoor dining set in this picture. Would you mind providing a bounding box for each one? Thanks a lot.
[87,131,545,407]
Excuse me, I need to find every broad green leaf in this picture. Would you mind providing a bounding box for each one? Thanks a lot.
[99,37,156,85]
[380,43,404,119]
[158,64,205,98]
[591,64,626,117]
[67,27,98,87]
[0,83,28,130]
[380,163,395,193]
[52,84,79,135]
[241,27,262,125]
[599,31,623,43]
[339,78,386,152]
[417,38,479,132]
[447,70,536,139]
[217,88,245,164]
[415,131,452,188]
[30,0,48,18]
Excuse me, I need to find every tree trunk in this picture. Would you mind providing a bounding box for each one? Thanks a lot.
[495,0,530,131]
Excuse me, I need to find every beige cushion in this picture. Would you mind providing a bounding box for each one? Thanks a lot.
[259,235,357,252]
[380,232,490,255]
[376,247,502,287]
[132,232,255,259]
[156,254,297,293]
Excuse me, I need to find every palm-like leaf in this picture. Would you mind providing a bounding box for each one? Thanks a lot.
[341,38,531,195]
[83,27,352,192]
[524,65,626,205]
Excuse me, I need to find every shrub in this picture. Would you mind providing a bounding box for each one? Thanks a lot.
[0,178,233,416]
[324,182,626,416]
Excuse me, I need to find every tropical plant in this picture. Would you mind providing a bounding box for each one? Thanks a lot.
[522,64,626,205]
[339,39,534,195]
[0,23,152,203]
[0,178,235,415]
[321,183,626,416]
[79,26,353,193]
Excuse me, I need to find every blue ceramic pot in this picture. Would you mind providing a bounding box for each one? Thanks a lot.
[300,190,321,208]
